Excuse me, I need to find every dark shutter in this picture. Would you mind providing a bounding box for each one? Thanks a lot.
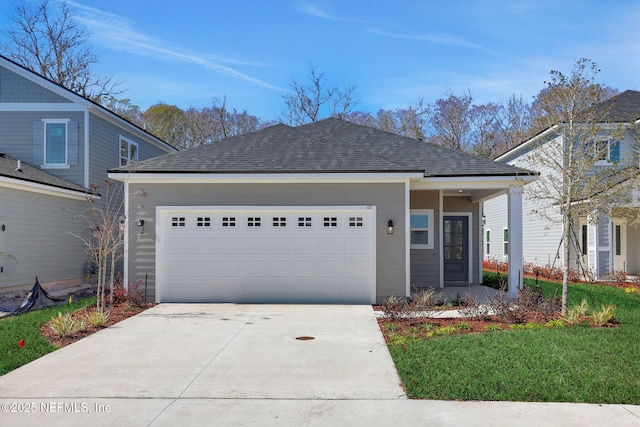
[33,121,44,165]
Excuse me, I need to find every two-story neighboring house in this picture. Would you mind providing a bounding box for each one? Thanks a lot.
[483,90,640,278]
[0,55,176,292]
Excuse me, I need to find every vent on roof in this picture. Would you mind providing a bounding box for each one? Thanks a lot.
[16,160,22,172]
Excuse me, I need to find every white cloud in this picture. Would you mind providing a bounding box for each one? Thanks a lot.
[67,1,282,91]
[367,28,488,51]
[294,2,342,20]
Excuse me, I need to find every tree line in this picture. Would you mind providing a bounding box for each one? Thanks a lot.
[0,0,619,158]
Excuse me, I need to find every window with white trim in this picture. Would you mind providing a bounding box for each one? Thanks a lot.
[410,209,434,249]
[272,217,286,227]
[43,119,69,166]
[349,216,363,227]
[485,229,490,255]
[197,217,211,227]
[171,217,186,227]
[323,217,338,227]
[503,228,509,257]
[298,217,312,227]
[589,136,620,163]
[120,136,139,166]
[247,217,261,227]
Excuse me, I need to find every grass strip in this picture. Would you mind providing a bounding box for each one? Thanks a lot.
[0,297,96,376]
[389,279,640,403]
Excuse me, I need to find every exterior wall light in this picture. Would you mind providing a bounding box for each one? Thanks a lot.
[137,219,145,234]
[387,219,395,235]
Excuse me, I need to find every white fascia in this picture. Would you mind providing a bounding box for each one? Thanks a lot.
[107,172,424,184]
[0,176,98,201]
[411,175,537,190]
[495,125,560,163]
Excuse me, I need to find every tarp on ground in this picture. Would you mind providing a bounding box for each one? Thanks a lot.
[0,278,66,318]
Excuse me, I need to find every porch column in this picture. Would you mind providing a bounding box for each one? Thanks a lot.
[507,186,523,298]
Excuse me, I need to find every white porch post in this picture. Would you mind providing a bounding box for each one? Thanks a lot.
[507,186,523,298]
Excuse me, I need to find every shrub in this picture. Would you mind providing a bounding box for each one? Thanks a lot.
[455,321,471,331]
[47,312,86,337]
[590,305,616,327]
[459,292,491,320]
[484,324,502,332]
[111,279,146,307]
[381,295,406,320]
[432,326,457,336]
[624,287,640,294]
[85,309,110,327]
[545,318,566,328]
[407,287,438,317]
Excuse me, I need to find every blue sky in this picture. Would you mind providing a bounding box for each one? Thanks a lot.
[1,0,639,121]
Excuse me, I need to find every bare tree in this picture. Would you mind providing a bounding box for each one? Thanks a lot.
[69,181,129,312]
[282,62,360,125]
[425,90,474,151]
[520,58,627,314]
[1,0,121,103]
[469,102,502,158]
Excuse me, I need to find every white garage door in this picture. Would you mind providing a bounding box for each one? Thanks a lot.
[156,206,376,304]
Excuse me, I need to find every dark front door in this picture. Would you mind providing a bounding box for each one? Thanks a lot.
[443,216,469,283]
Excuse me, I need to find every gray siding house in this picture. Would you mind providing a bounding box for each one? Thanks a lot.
[484,90,640,277]
[110,118,534,304]
[0,55,176,291]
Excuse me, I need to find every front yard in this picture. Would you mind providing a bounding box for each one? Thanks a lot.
[385,279,640,403]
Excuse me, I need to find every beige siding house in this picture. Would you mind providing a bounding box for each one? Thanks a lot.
[110,119,534,303]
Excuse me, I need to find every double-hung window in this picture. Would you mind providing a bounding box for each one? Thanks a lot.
[590,137,620,163]
[485,229,490,255]
[120,136,139,166]
[410,209,434,249]
[43,119,69,167]
[34,119,77,168]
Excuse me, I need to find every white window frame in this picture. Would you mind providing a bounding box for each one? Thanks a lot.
[120,136,139,166]
[485,229,490,256]
[43,119,70,168]
[591,136,619,164]
[410,209,434,249]
[503,227,509,258]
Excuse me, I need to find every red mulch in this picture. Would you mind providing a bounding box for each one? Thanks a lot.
[40,303,154,348]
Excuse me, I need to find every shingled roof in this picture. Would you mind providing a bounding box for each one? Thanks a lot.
[0,152,95,195]
[593,90,640,122]
[110,118,529,178]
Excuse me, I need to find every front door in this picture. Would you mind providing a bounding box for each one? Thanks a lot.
[444,216,469,283]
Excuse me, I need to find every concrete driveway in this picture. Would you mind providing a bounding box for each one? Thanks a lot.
[1,304,639,426]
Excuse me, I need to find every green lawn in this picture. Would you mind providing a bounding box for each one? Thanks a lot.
[389,279,640,403]
[0,297,96,376]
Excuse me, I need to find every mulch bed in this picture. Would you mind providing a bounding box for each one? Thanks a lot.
[40,303,154,348]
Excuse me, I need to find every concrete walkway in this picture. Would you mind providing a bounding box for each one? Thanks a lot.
[0,304,638,426]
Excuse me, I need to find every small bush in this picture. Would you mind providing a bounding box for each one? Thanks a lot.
[381,295,406,321]
[386,323,399,332]
[47,312,86,337]
[432,326,457,336]
[624,287,640,294]
[484,324,502,332]
[590,305,616,327]
[85,309,110,327]
[421,322,436,331]
[455,321,472,331]
[407,287,438,317]
[545,318,566,328]
[562,303,587,326]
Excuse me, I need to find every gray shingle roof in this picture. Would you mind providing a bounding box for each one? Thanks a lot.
[110,118,530,177]
[0,153,94,195]
[593,90,640,122]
